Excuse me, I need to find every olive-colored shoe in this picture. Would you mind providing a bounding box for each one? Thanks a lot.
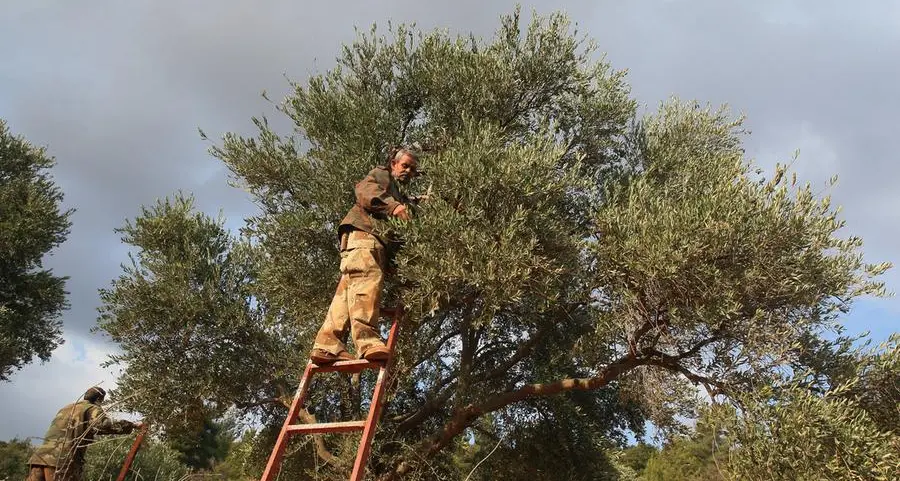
[362,345,391,362]
[310,348,354,365]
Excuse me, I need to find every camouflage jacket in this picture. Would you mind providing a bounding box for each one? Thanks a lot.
[28,400,135,473]
[340,166,411,245]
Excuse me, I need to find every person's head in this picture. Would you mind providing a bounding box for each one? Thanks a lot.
[84,386,106,404]
[389,147,419,183]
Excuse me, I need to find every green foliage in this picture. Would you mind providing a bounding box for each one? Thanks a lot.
[617,442,656,475]
[97,8,891,480]
[643,419,726,481]
[713,335,900,481]
[587,101,889,430]
[83,434,190,481]
[95,194,277,437]
[840,333,900,434]
[209,429,259,481]
[0,438,32,481]
[0,119,72,381]
[454,399,642,481]
[167,416,236,470]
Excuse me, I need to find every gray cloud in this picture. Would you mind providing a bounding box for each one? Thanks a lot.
[2,0,898,439]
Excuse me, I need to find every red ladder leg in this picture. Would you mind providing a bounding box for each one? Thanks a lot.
[260,362,316,481]
[350,311,402,481]
[116,421,149,481]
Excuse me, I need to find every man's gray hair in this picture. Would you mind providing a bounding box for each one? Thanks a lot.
[388,142,423,163]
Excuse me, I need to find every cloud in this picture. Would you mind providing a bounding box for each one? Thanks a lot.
[0,335,121,440]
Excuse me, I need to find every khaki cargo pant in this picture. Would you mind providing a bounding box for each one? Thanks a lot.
[313,230,387,357]
[26,466,55,481]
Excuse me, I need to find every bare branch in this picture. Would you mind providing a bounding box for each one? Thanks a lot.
[474,323,554,383]
[275,382,336,463]
[410,328,462,370]
[395,382,458,433]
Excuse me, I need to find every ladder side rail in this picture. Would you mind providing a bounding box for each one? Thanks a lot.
[116,421,149,481]
[260,362,316,481]
[349,311,402,481]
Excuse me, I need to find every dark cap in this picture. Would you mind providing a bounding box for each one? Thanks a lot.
[84,386,106,403]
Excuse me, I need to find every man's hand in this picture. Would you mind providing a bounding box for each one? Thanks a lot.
[392,204,411,220]
[410,182,434,205]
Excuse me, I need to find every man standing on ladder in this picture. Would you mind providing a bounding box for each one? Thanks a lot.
[309,145,420,365]
[26,386,141,481]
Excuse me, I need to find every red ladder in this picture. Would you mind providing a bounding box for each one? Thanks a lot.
[261,309,401,481]
[116,421,149,481]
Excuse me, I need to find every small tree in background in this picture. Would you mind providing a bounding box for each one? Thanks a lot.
[0,438,33,481]
[643,419,726,481]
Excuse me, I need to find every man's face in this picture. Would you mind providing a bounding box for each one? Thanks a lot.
[390,152,418,183]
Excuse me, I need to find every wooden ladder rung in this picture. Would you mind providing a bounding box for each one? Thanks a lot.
[311,359,383,374]
[285,420,367,434]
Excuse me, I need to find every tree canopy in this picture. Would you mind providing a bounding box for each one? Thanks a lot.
[96,9,893,480]
[0,119,71,381]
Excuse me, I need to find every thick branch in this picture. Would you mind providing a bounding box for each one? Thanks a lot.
[457,323,476,397]
[643,354,728,396]
[645,334,723,363]
[423,355,641,458]
[395,381,458,432]
[392,371,459,428]
[296,409,336,464]
[675,335,721,360]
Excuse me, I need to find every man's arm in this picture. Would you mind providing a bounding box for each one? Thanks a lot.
[356,169,403,216]
[86,405,138,435]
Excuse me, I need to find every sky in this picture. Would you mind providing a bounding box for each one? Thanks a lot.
[2,0,899,441]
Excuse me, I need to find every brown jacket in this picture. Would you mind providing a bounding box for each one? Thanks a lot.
[340,166,410,244]
[29,400,135,480]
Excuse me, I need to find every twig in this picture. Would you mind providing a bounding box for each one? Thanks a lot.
[464,436,505,481]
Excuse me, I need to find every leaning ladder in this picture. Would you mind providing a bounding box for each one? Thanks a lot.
[116,421,149,481]
[260,308,401,481]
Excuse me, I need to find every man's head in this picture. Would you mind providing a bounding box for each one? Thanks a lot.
[83,386,106,404]
[389,147,419,184]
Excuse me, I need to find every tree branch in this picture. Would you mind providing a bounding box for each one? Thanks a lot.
[423,355,642,458]
[642,350,728,396]
[410,328,461,370]
[643,333,723,364]
[395,381,458,433]
[457,322,476,399]
[628,319,653,357]
[474,322,554,383]
[275,382,336,464]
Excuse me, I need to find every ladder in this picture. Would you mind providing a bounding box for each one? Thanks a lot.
[116,421,149,481]
[261,308,402,481]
